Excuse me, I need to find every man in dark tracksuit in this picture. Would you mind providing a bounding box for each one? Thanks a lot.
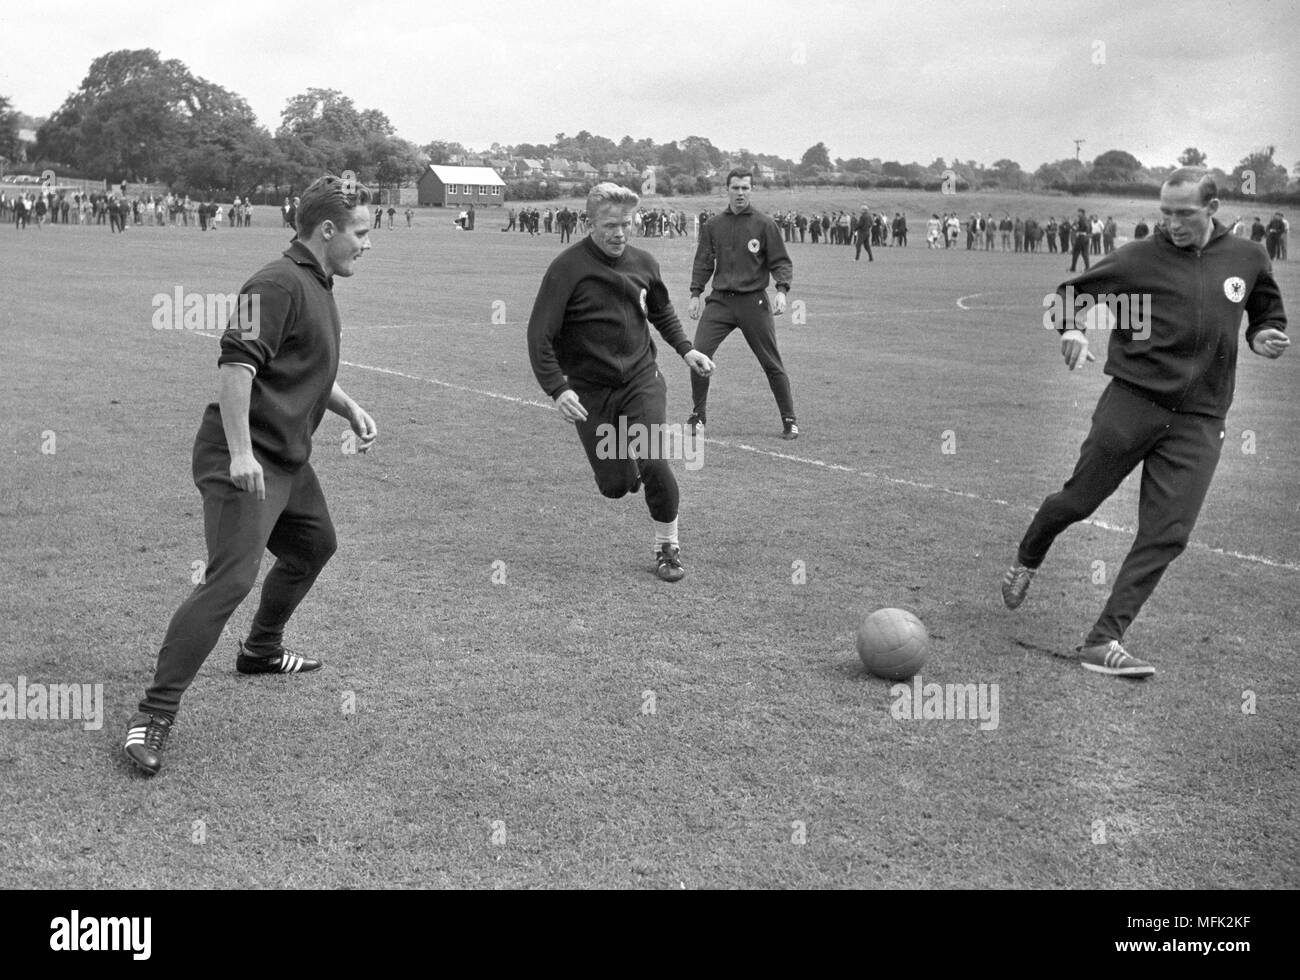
[1068,209,1092,271]
[1002,168,1289,677]
[529,182,715,583]
[123,175,379,775]
[1265,212,1286,260]
[854,207,874,262]
[687,168,799,439]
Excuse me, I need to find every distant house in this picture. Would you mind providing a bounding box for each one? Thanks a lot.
[600,160,637,177]
[417,165,506,207]
[545,157,572,176]
[571,161,599,180]
[515,158,544,176]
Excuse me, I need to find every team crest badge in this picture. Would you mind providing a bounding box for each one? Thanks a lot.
[1223,277,1246,303]
[747,238,761,254]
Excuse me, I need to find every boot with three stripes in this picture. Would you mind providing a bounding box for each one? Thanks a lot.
[235,639,323,675]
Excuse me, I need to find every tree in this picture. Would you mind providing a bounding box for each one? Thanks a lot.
[1178,146,1207,167]
[421,140,468,165]
[990,158,1025,188]
[1232,146,1288,195]
[679,135,722,175]
[275,88,411,190]
[369,135,423,191]
[1090,149,1143,182]
[35,49,270,189]
[798,141,831,174]
[512,143,550,160]
[0,94,21,164]
[1032,162,1070,188]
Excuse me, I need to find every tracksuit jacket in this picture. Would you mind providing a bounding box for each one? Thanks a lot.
[1052,220,1286,418]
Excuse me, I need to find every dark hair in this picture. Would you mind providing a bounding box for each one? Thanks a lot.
[296,174,371,239]
[725,168,753,187]
[1164,167,1217,205]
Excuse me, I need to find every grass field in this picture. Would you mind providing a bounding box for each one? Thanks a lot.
[1,189,1297,889]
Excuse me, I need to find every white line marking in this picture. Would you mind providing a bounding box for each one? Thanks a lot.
[342,360,558,412]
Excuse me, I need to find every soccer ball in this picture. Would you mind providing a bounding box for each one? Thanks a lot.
[856,608,929,680]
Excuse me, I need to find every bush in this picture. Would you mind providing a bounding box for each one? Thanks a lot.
[504,178,562,201]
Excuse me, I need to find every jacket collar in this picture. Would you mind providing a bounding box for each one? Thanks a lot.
[1152,218,1230,251]
[581,234,623,266]
[283,238,332,287]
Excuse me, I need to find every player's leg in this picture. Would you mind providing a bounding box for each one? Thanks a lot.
[618,368,684,581]
[689,295,738,428]
[736,293,798,437]
[572,383,641,499]
[1004,383,1164,608]
[127,441,293,773]
[239,460,338,669]
[1086,413,1224,649]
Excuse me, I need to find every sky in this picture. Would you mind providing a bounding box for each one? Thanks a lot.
[1,0,1296,174]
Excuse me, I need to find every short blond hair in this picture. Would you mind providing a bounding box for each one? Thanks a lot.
[586,182,639,216]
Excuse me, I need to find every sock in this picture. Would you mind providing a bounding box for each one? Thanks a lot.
[654,518,679,553]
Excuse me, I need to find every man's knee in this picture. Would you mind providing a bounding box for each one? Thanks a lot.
[277,524,338,575]
[303,526,339,572]
[199,555,262,610]
[594,470,637,499]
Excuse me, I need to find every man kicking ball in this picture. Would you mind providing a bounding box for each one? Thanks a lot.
[528,182,715,582]
[1001,168,1288,677]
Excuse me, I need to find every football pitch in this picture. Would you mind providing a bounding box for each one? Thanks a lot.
[2,200,1297,889]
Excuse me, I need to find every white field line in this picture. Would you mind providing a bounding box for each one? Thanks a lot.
[189,326,1299,572]
[342,358,1300,573]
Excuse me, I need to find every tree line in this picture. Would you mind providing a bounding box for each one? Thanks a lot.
[1,49,1294,203]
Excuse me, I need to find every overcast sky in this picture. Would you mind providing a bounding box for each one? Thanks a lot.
[2,0,1295,173]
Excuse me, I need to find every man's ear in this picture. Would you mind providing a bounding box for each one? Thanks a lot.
[1206,198,1220,219]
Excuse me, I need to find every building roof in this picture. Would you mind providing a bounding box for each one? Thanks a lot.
[427,165,505,186]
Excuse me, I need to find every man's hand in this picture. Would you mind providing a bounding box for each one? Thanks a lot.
[1061,328,1096,370]
[230,452,266,500]
[688,295,701,320]
[349,406,378,452]
[554,389,587,422]
[684,350,715,377]
[1251,329,1290,359]
[773,291,788,316]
